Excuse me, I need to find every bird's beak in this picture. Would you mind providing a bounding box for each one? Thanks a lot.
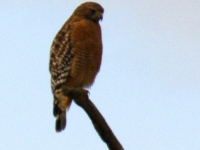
[98,12,103,21]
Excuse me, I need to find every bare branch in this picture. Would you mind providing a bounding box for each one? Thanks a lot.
[62,86,124,150]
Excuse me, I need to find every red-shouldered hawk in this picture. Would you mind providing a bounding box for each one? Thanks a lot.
[49,2,104,132]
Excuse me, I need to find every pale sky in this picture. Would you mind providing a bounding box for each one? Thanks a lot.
[1,1,200,150]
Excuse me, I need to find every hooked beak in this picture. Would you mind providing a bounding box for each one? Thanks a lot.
[98,12,103,21]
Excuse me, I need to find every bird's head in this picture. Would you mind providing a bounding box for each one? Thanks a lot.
[73,2,104,23]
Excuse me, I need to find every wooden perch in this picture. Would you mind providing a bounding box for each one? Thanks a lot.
[62,86,124,150]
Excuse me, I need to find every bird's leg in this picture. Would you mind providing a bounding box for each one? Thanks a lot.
[82,89,89,95]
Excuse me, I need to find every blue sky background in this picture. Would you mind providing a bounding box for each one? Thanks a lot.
[1,1,200,150]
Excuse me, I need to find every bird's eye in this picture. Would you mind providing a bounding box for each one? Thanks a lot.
[90,9,96,14]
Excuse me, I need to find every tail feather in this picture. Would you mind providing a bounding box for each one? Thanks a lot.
[53,94,72,132]
[56,110,66,132]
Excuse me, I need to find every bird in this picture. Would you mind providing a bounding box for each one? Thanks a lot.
[49,2,104,132]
